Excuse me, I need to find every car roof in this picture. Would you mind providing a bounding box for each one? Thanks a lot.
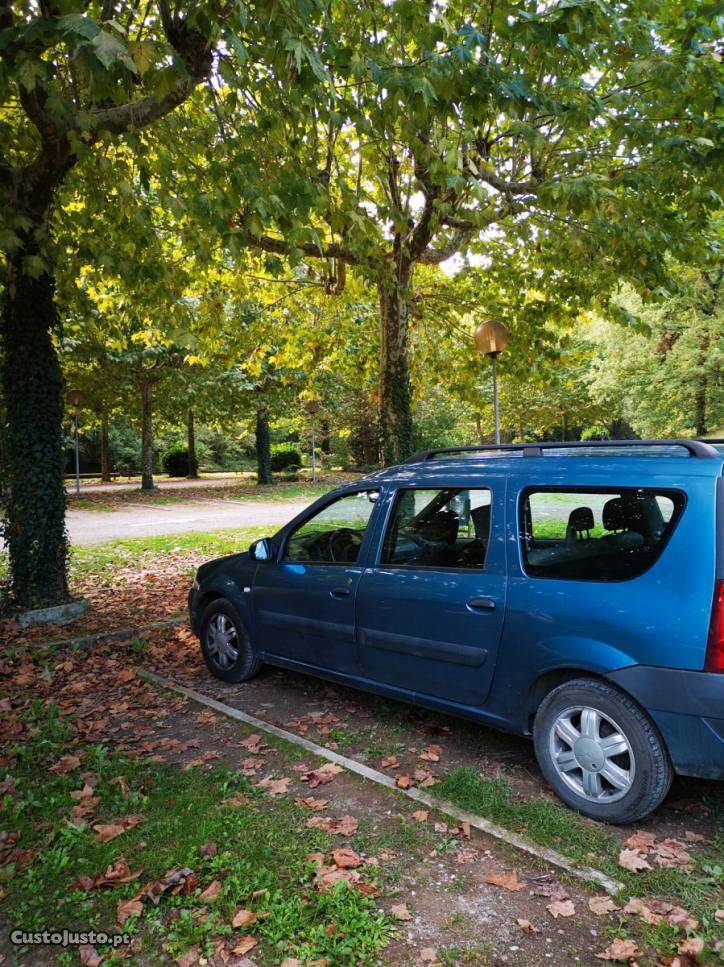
[350,441,724,490]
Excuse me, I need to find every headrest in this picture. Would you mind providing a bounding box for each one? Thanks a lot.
[471,503,491,539]
[603,496,640,532]
[567,506,594,533]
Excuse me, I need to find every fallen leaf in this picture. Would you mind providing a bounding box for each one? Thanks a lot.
[516,918,540,934]
[618,848,652,872]
[50,754,81,774]
[420,949,438,963]
[332,848,362,869]
[199,879,222,902]
[302,763,343,788]
[391,902,413,921]
[239,733,264,754]
[306,814,358,836]
[256,776,291,797]
[411,810,428,823]
[485,869,525,892]
[624,831,656,851]
[175,949,199,967]
[220,793,250,808]
[79,945,103,967]
[683,830,706,843]
[296,797,329,811]
[396,775,412,789]
[380,756,398,769]
[715,909,724,923]
[547,900,576,918]
[595,938,640,961]
[678,937,704,958]
[419,745,442,762]
[589,896,620,916]
[232,908,256,929]
[117,896,143,926]
[93,814,143,843]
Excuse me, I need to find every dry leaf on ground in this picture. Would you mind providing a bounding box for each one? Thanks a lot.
[256,776,291,797]
[678,937,704,958]
[516,918,540,934]
[485,869,525,892]
[589,896,620,915]
[547,899,576,918]
[391,902,413,921]
[301,763,343,788]
[93,814,144,843]
[618,848,652,872]
[232,908,256,929]
[411,810,428,822]
[595,938,640,961]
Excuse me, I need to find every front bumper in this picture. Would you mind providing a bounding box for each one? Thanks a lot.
[188,586,202,636]
[606,666,724,780]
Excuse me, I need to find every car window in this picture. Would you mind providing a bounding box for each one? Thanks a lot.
[520,488,685,582]
[283,490,379,565]
[380,487,492,570]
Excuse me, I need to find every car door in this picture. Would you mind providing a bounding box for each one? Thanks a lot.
[356,484,507,707]
[252,489,380,675]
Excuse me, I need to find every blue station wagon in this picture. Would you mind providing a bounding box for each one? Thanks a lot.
[189,440,724,823]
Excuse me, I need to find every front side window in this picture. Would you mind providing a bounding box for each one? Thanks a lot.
[283,490,379,564]
[520,488,685,582]
[381,487,492,570]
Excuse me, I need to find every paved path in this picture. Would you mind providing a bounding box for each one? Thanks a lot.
[66,498,312,546]
[65,474,248,495]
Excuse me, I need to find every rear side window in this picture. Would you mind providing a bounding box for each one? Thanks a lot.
[520,488,685,582]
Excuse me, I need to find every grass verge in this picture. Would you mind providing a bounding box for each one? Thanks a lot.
[2,704,393,965]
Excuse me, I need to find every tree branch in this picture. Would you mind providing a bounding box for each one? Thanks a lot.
[241,232,362,267]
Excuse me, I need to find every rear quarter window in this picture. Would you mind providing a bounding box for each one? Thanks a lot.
[519,487,685,582]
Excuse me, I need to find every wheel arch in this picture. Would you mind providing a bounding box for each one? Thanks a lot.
[526,667,614,732]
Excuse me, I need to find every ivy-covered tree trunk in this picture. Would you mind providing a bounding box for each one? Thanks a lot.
[0,246,69,609]
[187,407,199,477]
[140,376,156,491]
[100,414,111,483]
[378,264,414,466]
[256,402,272,484]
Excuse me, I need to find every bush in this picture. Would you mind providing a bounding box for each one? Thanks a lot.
[162,443,197,477]
[270,443,302,472]
[580,425,611,442]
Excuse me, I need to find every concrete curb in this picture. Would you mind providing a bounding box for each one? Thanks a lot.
[138,668,625,896]
[12,617,184,653]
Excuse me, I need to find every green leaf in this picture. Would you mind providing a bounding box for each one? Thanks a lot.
[56,14,99,41]
[90,30,138,74]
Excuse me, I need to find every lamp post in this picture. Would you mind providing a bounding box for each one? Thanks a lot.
[474,320,509,445]
[304,400,320,482]
[65,388,85,496]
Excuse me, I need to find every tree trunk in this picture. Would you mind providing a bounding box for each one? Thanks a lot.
[694,332,710,436]
[0,250,69,608]
[140,377,156,491]
[320,418,331,455]
[475,413,484,444]
[561,412,569,441]
[256,402,272,484]
[187,406,199,477]
[378,264,414,465]
[100,414,111,482]
[518,418,525,442]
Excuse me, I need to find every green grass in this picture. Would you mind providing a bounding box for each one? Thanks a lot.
[2,705,393,964]
[435,767,724,961]
[68,528,271,579]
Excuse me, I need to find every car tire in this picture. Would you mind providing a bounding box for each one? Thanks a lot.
[198,598,262,684]
[533,678,673,824]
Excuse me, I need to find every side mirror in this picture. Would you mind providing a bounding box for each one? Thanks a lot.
[250,538,273,562]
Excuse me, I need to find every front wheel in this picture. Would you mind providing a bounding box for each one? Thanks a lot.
[199,599,262,683]
[533,678,673,824]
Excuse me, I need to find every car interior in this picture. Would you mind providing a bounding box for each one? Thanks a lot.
[381,488,491,569]
[522,489,681,581]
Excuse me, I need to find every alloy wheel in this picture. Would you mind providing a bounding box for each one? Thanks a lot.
[549,705,635,803]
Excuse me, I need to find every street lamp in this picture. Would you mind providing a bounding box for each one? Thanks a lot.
[65,388,85,496]
[474,320,509,445]
[304,400,320,482]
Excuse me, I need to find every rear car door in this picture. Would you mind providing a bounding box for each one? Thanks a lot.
[252,489,380,675]
[356,484,507,706]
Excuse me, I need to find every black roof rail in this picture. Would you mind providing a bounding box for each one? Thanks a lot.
[405,439,720,463]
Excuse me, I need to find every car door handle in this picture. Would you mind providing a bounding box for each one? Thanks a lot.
[467,597,496,611]
[330,587,351,599]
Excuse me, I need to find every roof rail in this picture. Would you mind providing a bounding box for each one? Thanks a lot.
[405,439,720,463]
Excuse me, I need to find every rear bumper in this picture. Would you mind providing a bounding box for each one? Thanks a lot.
[606,666,724,780]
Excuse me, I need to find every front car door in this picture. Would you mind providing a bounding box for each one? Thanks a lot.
[252,489,380,675]
[356,484,507,707]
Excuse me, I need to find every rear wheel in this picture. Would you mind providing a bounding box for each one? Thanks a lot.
[199,599,261,683]
[533,678,673,824]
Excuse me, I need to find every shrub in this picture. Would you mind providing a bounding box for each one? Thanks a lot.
[163,443,197,477]
[270,443,302,472]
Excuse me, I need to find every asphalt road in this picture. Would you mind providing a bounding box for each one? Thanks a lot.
[66,498,312,546]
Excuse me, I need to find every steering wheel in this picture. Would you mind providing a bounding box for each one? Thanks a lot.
[329,528,363,563]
